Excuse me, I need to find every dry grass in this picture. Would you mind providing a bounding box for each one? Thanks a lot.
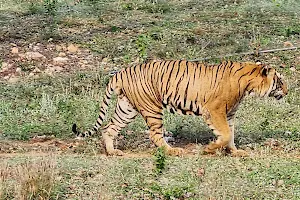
[0,163,11,199]
[0,156,58,200]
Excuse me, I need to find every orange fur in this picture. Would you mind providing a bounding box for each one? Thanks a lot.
[72,60,288,156]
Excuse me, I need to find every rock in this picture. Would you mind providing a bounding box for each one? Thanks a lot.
[277,180,284,186]
[58,52,66,57]
[53,57,69,63]
[25,52,45,60]
[32,67,41,73]
[196,168,205,177]
[67,44,78,53]
[16,67,22,73]
[283,41,293,47]
[8,76,19,83]
[55,45,62,51]
[1,62,8,69]
[102,57,109,63]
[11,47,19,54]
[53,66,63,72]
[290,66,296,72]
[46,44,55,50]
[33,45,40,51]
[18,53,25,58]
[44,68,53,76]
[28,72,35,77]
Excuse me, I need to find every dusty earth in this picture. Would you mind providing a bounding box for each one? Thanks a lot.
[0,42,118,82]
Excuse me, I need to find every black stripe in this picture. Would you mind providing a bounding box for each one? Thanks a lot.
[237,72,250,83]
[233,66,244,75]
[147,115,163,120]
[170,107,175,114]
[183,78,190,108]
[195,106,200,115]
[100,110,105,116]
[249,68,257,75]
[161,61,172,83]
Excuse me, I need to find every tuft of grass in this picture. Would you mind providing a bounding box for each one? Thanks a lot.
[136,34,150,61]
[0,156,61,200]
[15,157,58,199]
[0,163,12,199]
[154,146,167,174]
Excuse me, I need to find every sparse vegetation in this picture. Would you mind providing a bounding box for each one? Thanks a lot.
[0,156,61,199]
[154,146,167,174]
[0,0,299,199]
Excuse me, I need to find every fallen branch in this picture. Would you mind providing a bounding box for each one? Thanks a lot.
[189,46,299,62]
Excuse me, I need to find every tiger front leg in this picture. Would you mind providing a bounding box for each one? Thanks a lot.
[203,109,233,154]
[203,109,249,157]
[226,116,249,157]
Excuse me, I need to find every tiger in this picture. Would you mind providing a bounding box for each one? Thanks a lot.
[72,60,288,156]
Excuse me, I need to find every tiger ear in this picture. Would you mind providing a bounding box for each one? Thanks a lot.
[255,60,262,65]
[261,66,269,76]
[261,66,275,77]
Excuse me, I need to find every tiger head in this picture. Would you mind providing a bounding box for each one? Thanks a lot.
[248,62,288,100]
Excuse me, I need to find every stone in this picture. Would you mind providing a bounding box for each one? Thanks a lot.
[290,66,296,72]
[16,67,22,73]
[58,52,66,57]
[25,52,45,60]
[55,45,62,51]
[1,62,8,69]
[67,44,78,53]
[8,76,19,83]
[53,66,63,72]
[53,57,69,63]
[283,41,293,47]
[32,67,41,73]
[102,57,109,63]
[11,47,19,54]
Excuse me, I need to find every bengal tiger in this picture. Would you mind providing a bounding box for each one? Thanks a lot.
[72,60,288,156]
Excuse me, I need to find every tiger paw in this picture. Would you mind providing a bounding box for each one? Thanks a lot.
[231,149,249,157]
[107,149,125,156]
[166,147,184,156]
[203,145,217,154]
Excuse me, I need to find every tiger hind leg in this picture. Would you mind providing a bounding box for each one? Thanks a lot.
[102,96,138,156]
[143,110,184,156]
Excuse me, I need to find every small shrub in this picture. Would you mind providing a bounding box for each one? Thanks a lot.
[44,0,57,16]
[15,157,58,199]
[28,2,42,15]
[0,164,12,200]
[154,146,167,174]
[138,1,170,14]
[136,34,150,61]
